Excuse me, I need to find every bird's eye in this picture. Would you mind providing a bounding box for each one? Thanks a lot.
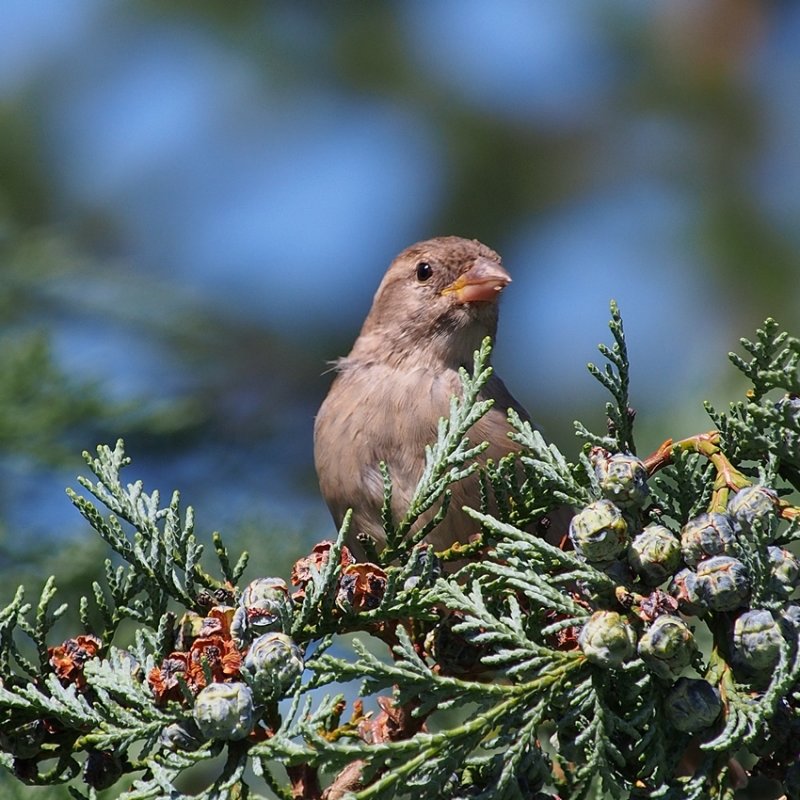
[416,261,433,282]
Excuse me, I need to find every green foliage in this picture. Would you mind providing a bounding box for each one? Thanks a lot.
[705,318,800,491]
[575,300,636,456]
[0,306,799,799]
[67,442,246,638]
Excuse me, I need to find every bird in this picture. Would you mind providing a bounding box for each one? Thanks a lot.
[313,236,532,560]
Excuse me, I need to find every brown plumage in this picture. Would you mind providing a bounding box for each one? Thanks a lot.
[313,236,529,557]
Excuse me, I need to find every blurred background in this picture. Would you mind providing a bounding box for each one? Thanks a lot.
[2,0,800,637]
[1,1,800,797]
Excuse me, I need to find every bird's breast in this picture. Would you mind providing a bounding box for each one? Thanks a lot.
[314,363,461,518]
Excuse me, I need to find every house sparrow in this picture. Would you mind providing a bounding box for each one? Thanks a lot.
[314,236,531,558]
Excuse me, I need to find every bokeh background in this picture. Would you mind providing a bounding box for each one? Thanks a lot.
[2,0,800,679]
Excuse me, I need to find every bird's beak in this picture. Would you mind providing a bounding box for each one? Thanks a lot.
[441,258,512,304]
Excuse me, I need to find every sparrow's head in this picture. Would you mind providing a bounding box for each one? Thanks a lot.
[352,236,512,368]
